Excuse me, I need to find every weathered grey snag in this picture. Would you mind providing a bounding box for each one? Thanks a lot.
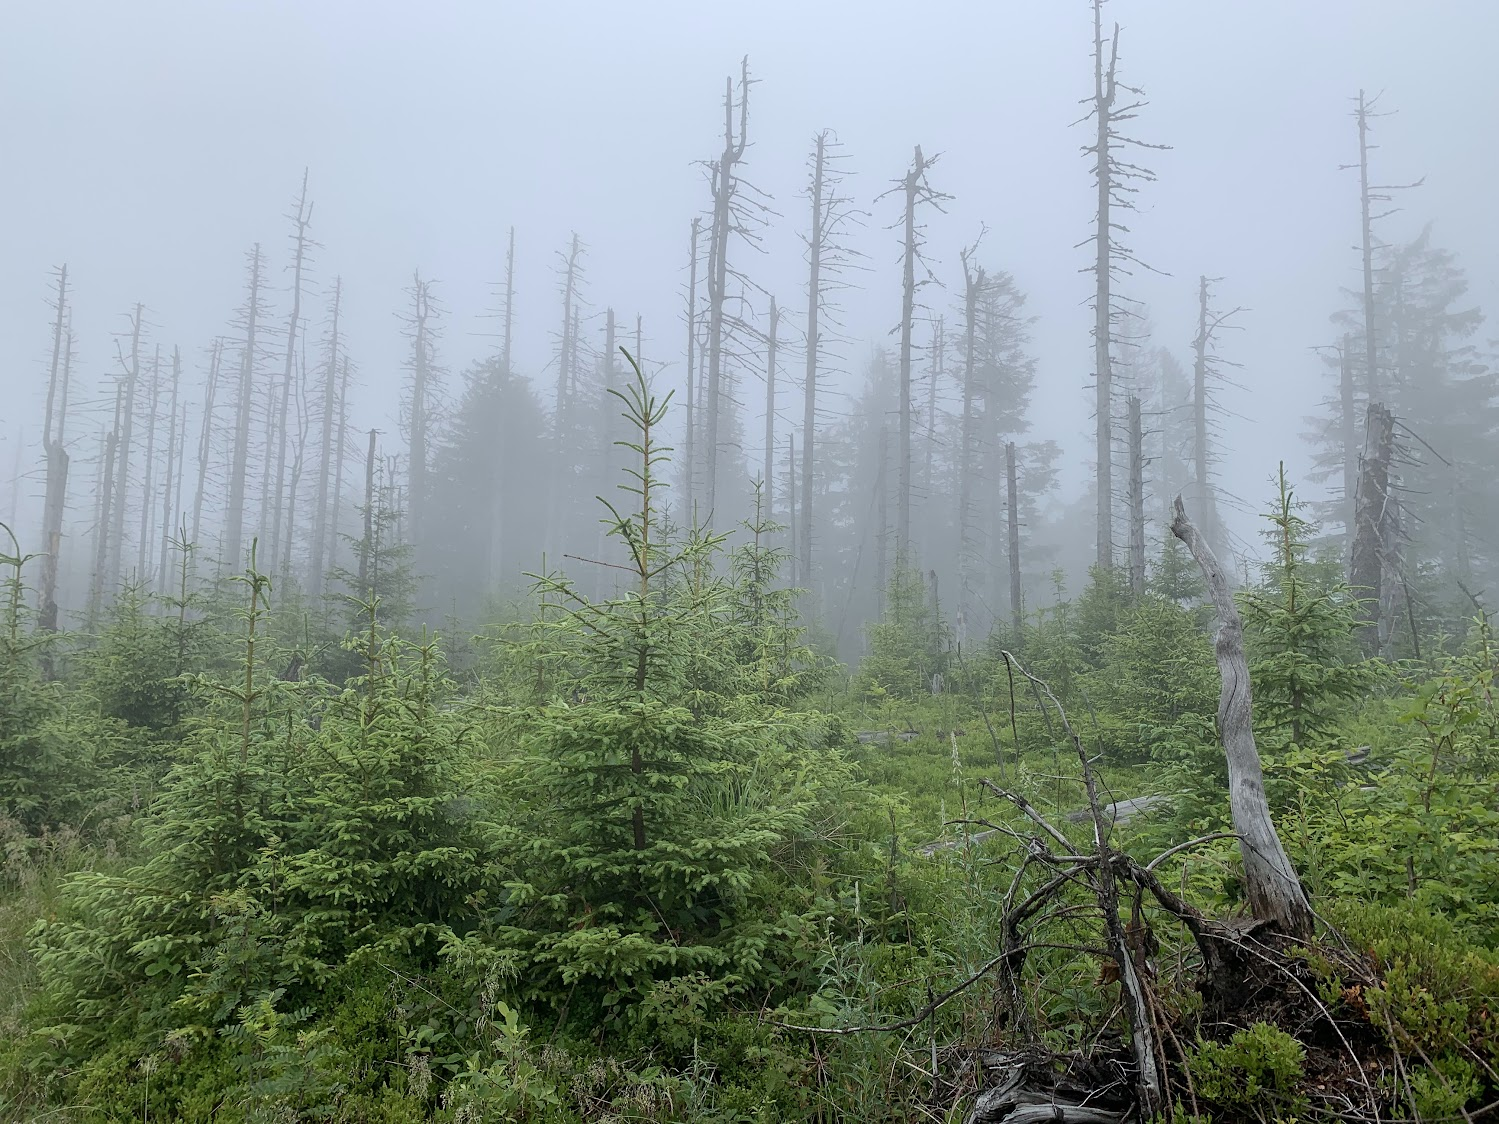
[893,144,941,568]
[1171,495,1314,939]
[358,429,376,598]
[155,347,182,594]
[136,345,161,582]
[90,385,123,627]
[683,217,700,517]
[109,304,144,589]
[38,264,71,639]
[404,272,437,546]
[269,171,313,573]
[703,57,750,515]
[1126,395,1145,596]
[328,355,351,580]
[224,246,265,573]
[762,296,778,515]
[309,280,342,594]
[190,338,222,563]
[501,226,516,374]
[1006,441,1022,634]
[1355,91,1379,403]
[1338,334,1358,564]
[800,135,824,598]
[957,247,983,618]
[1351,402,1395,655]
[1084,0,1164,573]
[1090,1,1117,572]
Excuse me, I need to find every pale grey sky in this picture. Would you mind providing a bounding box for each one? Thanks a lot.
[2,0,1496,548]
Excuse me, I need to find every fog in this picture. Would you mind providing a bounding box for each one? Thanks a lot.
[2,0,1496,655]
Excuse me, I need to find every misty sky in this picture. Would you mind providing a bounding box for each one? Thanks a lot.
[3,0,1496,552]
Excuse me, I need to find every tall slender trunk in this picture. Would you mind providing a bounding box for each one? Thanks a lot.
[191,339,223,560]
[548,236,581,558]
[1339,334,1358,568]
[329,356,351,582]
[270,171,312,572]
[1356,91,1379,402]
[683,218,700,518]
[704,60,750,515]
[38,265,70,639]
[896,145,926,568]
[1351,402,1394,655]
[763,297,778,515]
[310,280,342,593]
[1006,441,1022,640]
[225,246,264,572]
[156,348,182,594]
[406,273,432,545]
[502,226,515,373]
[1092,0,1117,571]
[136,346,161,583]
[91,386,124,626]
[281,342,308,578]
[359,429,376,598]
[109,305,143,587]
[957,258,981,615]
[801,133,825,598]
[1127,395,1146,596]
[787,430,798,582]
[1191,275,1213,546]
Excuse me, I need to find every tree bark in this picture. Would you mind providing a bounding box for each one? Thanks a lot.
[1351,402,1394,654]
[1092,1,1117,572]
[38,265,70,641]
[801,133,825,605]
[1006,441,1022,638]
[1171,496,1314,940]
[225,247,264,573]
[763,296,777,515]
[1127,395,1145,596]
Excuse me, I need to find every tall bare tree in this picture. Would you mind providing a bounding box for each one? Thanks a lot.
[268,171,315,572]
[1083,0,1165,570]
[155,347,182,594]
[37,265,71,637]
[762,296,778,515]
[190,339,223,561]
[1189,276,1242,550]
[309,279,342,593]
[799,130,862,602]
[108,305,144,587]
[702,58,751,515]
[402,272,442,547]
[884,145,947,567]
[224,246,266,572]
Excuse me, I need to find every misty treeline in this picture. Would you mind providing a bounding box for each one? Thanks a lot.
[3,1,1499,1122]
[10,8,1494,658]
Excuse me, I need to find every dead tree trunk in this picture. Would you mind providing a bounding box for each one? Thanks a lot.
[225,246,264,573]
[1091,3,1117,572]
[800,134,824,600]
[1006,441,1022,638]
[404,272,436,546]
[1356,90,1379,403]
[270,171,312,573]
[38,264,70,640]
[1339,334,1358,568]
[703,58,750,516]
[109,305,143,589]
[763,296,778,514]
[1171,496,1314,939]
[1351,402,1395,655]
[90,385,123,628]
[787,430,798,582]
[329,355,351,581]
[683,217,700,518]
[136,346,161,583]
[190,339,222,561]
[309,279,342,593]
[958,251,982,620]
[155,347,182,594]
[501,226,516,373]
[358,429,376,598]
[895,144,939,568]
[1127,395,1145,596]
